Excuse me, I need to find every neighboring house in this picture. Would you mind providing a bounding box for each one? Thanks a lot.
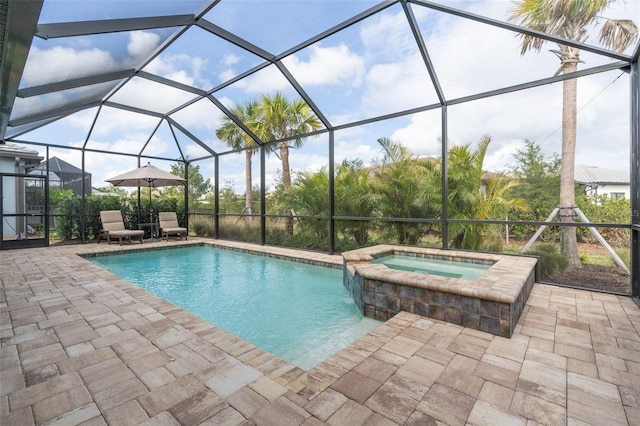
[91,187,110,196]
[0,143,43,241]
[574,165,630,200]
[29,157,92,196]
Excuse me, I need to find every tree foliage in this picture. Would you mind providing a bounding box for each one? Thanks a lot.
[335,159,377,247]
[165,163,212,202]
[508,140,562,239]
[216,100,261,224]
[447,136,529,250]
[372,137,441,245]
[219,92,322,234]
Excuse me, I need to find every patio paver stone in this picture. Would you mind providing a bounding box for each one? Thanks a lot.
[1,239,639,425]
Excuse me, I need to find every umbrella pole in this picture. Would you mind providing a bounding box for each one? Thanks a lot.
[149,180,154,240]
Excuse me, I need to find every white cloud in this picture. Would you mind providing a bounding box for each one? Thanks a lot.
[218,53,243,83]
[145,53,211,88]
[224,53,241,66]
[22,46,117,86]
[59,108,98,135]
[360,8,416,62]
[171,98,223,129]
[184,143,214,160]
[143,134,170,157]
[334,139,378,166]
[390,112,442,157]
[361,54,436,116]
[232,65,292,93]
[108,77,196,114]
[127,31,161,61]
[89,106,160,137]
[283,44,365,86]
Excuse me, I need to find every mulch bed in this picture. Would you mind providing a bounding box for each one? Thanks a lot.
[546,263,631,294]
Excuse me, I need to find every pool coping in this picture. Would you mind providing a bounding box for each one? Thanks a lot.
[342,245,539,337]
[80,239,344,271]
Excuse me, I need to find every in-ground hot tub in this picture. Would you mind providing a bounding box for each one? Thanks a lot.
[342,245,538,337]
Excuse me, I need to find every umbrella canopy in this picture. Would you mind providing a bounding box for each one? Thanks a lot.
[106,162,185,188]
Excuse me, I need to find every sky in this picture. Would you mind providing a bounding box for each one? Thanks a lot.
[10,0,640,194]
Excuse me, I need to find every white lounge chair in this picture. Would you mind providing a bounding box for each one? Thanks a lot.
[159,212,187,241]
[99,210,144,245]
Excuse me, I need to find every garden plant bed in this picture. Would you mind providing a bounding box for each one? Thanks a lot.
[547,263,630,294]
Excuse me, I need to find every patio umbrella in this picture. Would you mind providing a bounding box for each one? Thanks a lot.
[106,162,186,237]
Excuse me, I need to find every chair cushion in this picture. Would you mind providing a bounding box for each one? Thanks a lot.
[100,210,126,232]
[162,227,186,233]
[159,212,181,229]
[109,230,144,236]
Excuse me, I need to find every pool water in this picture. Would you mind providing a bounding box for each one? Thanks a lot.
[91,246,380,370]
[372,254,489,280]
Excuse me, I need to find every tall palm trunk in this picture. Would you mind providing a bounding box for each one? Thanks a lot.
[280,142,294,234]
[245,150,253,227]
[559,60,581,266]
[509,0,638,267]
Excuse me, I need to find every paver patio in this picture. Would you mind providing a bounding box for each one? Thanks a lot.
[1,239,639,425]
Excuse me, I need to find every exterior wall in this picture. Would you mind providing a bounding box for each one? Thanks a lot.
[1,156,20,239]
[587,184,630,200]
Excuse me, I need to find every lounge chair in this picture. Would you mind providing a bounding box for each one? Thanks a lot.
[159,212,187,241]
[99,210,144,245]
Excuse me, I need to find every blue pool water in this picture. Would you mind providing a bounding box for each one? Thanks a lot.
[372,255,489,280]
[91,246,380,370]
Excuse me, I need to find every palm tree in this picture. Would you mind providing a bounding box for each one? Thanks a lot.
[509,0,638,265]
[335,159,377,247]
[254,92,322,234]
[289,167,330,240]
[216,100,261,226]
[373,137,440,245]
[448,136,530,250]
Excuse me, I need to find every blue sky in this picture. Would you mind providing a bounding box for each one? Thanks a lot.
[13,0,640,193]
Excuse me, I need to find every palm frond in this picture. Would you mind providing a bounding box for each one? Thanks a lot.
[599,19,639,52]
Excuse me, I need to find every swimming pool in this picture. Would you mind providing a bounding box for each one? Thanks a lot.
[90,246,380,370]
[372,254,489,279]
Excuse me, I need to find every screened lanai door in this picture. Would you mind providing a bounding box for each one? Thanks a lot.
[0,173,48,249]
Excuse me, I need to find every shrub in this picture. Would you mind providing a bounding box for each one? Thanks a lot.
[528,243,569,278]
[191,218,215,237]
[615,246,631,268]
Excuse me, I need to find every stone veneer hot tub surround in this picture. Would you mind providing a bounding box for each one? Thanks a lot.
[342,245,538,337]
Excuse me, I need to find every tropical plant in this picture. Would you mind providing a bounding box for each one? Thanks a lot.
[216,100,261,226]
[528,243,570,278]
[448,136,530,250]
[509,0,638,265]
[288,167,330,239]
[373,137,440,245]
[334,159,377,247]
[253,92,322,234]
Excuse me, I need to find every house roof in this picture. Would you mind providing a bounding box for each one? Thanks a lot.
[30,157,88,176]
[0,142,41,159]
[0,142,43,168]
[574,164,629,185]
